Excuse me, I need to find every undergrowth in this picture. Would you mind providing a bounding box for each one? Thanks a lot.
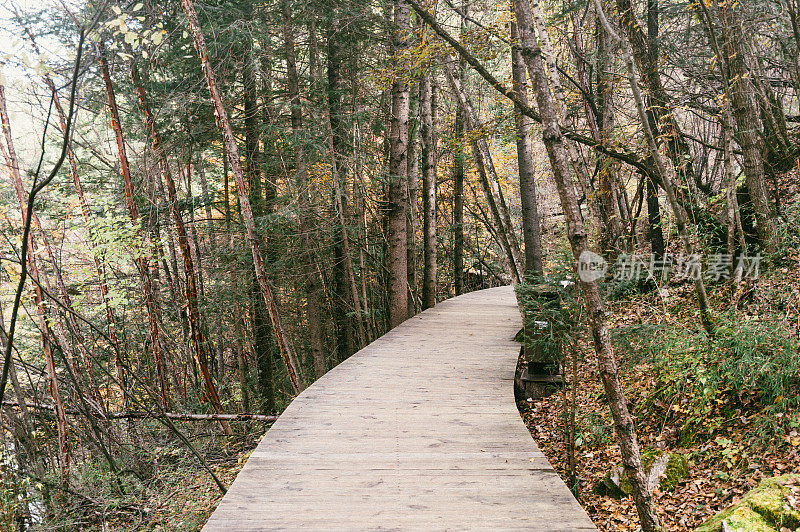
[613,312,800,442]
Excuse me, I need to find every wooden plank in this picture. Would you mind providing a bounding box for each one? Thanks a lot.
[203,286,596,531]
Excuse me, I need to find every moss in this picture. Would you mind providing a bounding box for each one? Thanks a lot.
[593,450,689,498]
[659,453,689,492]
[696,474,800,531]
[696,504,775,532]
[640,448,660,471]
[748,476,800,529]
[594,466,628,499]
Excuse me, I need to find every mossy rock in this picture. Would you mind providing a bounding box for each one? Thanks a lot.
[696,474,800,532]
[659,453,690,492]
[698,504,776,532]
[594,464,627,499]
[593,449,689,498]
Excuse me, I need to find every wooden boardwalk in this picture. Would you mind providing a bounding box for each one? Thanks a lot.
[203,286,596,531]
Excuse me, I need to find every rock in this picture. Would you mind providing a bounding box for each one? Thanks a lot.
[696,474,800,532]
[594,449,689,499]
[594,464,628,499]
[657,452,690,492]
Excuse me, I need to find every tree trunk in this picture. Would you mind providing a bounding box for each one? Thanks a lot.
[98,44,171,409]
[716,2,777,253]
[0,84,69,483]
[182,0,304,393]
[595,13,625,256]
[407,82,420,316]
[642,0,665,261]
[251,34,278,412]
[24,28,126,405]
[615,0,704,218]
[530,0,604,239]
[442,61,524,282]
[453,107,465,296]
[282,1,327,379]
[420,73,438,308]
[511,20,543,277]
[514,2,662,530]
[387,0,411,329]
[327,11,366,354]
[596,0,714,332]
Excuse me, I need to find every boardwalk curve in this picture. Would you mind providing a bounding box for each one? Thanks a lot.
[204,286,596,531]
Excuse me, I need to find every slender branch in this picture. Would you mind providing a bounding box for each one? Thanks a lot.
[406,0,653,177]
[0,30,85,406]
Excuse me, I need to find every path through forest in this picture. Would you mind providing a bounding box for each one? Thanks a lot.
[203,286,595,530]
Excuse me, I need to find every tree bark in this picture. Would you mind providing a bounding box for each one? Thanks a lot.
[442,62,524,282]
[387,0,411,328]
[23,28,126,405]
[511,20,543,277]
[515,2,662,530]
[453,103,466,296]
[182,0,304,393]
[129,60,232,434]
[595,11,625,256]
[407,82,420,316]
[615,0,703,217]
[529,0,604,238]
[252,36,278,412]
[282,0,327,379]
[327,10,367,353]
[420,73,438,308]
[715,1,777,253]
[0,84,69,483]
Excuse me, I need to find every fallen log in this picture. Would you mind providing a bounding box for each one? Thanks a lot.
[1,401,278,422]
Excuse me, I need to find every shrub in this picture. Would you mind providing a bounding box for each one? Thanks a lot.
[613,313,800,439]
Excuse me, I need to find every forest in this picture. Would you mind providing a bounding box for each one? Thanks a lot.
[1,0,799,529]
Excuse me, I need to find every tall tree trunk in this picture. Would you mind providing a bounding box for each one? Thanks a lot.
[642,0,665,260]
[715,2,777,253]
[511,20,543,277]
[98,44,172,409]
[595,0,713,332]
[252,32,278,411]
[614,0,698,197]
[514,2,662,530]
[129,60,232,434]
[182,0,304,393]
[327,11,366,354]
[595,11,625,256]
[282,0,327,379]
[2,123,103,415]
[234,314,250,412]
[453,113,465,296]
[23,28,126,405]
[452,7,466,296]
[407,84,420,316]
[529,0,604,238]
[420,73,438,308]
[387,0,411,328]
